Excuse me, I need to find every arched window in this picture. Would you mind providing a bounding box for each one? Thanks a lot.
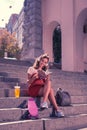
[53,25,61,63]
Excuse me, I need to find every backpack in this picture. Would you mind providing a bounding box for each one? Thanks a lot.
[55,88,71,106]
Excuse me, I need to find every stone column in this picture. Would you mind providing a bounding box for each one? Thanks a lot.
[21,0,43,60]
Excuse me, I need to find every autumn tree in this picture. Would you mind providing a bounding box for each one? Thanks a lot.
[0,28,21,59]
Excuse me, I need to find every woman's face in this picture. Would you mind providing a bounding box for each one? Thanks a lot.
[39,57,48,68]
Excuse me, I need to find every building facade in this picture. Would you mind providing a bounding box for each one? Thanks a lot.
[12,8,24,49]
[41,0,87,72]
[22,0,87,72]
[6,14,18,33]
[6,8,24,49]
[9,0,87,73]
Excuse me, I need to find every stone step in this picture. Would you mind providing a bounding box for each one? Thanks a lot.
[53,82,87,92]
[0,82,87,97]
[0,68,87,81]
[0,68,87,86]
[0,77,20,83]
[0,70,27,83]
[0,72,8,77]
[0,76,87,90]
[0,63,29,70]
[0,77,87,87]
[0,87,87,98]
[1,78,87,89]
[0,70,27,81]
[0,76,26,84]
[51,71,87,79]
[78,128,87,130]
[0,69,27,78]
[0,97,29,109]
[51,69,87,76]
[0,65,87,80]
[0,82,87,95]
[0,71,87,88]
[0,82,20,89]
[44,114,87,130]
[0,96,87,109]
[0,58,32,66]
[0,104,87,122]
[0,114,87,130]
[0,61,87,129]
[52,75,87,83]
[0,88,28,97]
[0,65,28,71]
[0,60,87,78]
[71,96,87,104]
[51,77,87,84]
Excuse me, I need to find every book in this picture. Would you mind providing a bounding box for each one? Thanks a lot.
[45,71,52,75]
[38,70,52,79]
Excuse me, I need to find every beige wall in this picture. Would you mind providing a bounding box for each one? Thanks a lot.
[42,0,87,72]
[42,0,61,62]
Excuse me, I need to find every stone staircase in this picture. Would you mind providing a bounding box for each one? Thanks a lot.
[0,58,87,130]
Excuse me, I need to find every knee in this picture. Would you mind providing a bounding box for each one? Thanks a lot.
[45,79,51,86]
[50,88,54,93]
[45,81,52,90]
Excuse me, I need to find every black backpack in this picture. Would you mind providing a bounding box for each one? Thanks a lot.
[55,88,71,106]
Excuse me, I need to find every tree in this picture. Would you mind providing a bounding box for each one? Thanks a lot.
[0,29,21,59]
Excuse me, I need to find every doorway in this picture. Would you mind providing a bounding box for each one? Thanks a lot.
[53,25,61,68]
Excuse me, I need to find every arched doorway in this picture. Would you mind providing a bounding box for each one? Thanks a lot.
[75,8,87,72]
[53,25,61,68]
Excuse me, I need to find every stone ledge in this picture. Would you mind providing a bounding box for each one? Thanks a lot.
[0,114,87,130]
[0,104,87,122]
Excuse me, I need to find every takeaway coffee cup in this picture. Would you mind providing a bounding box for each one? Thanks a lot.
[14,85,20,98]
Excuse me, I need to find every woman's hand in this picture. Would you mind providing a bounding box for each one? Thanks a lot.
[32,73,39,80]
[27,72,39,86]
[38,70,46,79]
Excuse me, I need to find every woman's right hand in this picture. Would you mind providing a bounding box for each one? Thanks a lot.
[32,73,39,80]
[27,72,39,86]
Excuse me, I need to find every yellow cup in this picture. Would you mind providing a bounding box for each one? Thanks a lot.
[14,86,20,98]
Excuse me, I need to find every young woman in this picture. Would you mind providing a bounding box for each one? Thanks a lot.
[27,53,64,118]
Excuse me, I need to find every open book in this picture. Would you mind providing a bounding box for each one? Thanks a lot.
[38,70,52,79]
[45,70,52,75]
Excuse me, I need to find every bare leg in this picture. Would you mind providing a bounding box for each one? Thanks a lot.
[38,79,51,101]
[38,79,59,111]
[48,88,59,111]
[38,79,64,117]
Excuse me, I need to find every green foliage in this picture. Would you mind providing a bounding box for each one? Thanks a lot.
[7,44,21,59]
[0,29,21,59]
